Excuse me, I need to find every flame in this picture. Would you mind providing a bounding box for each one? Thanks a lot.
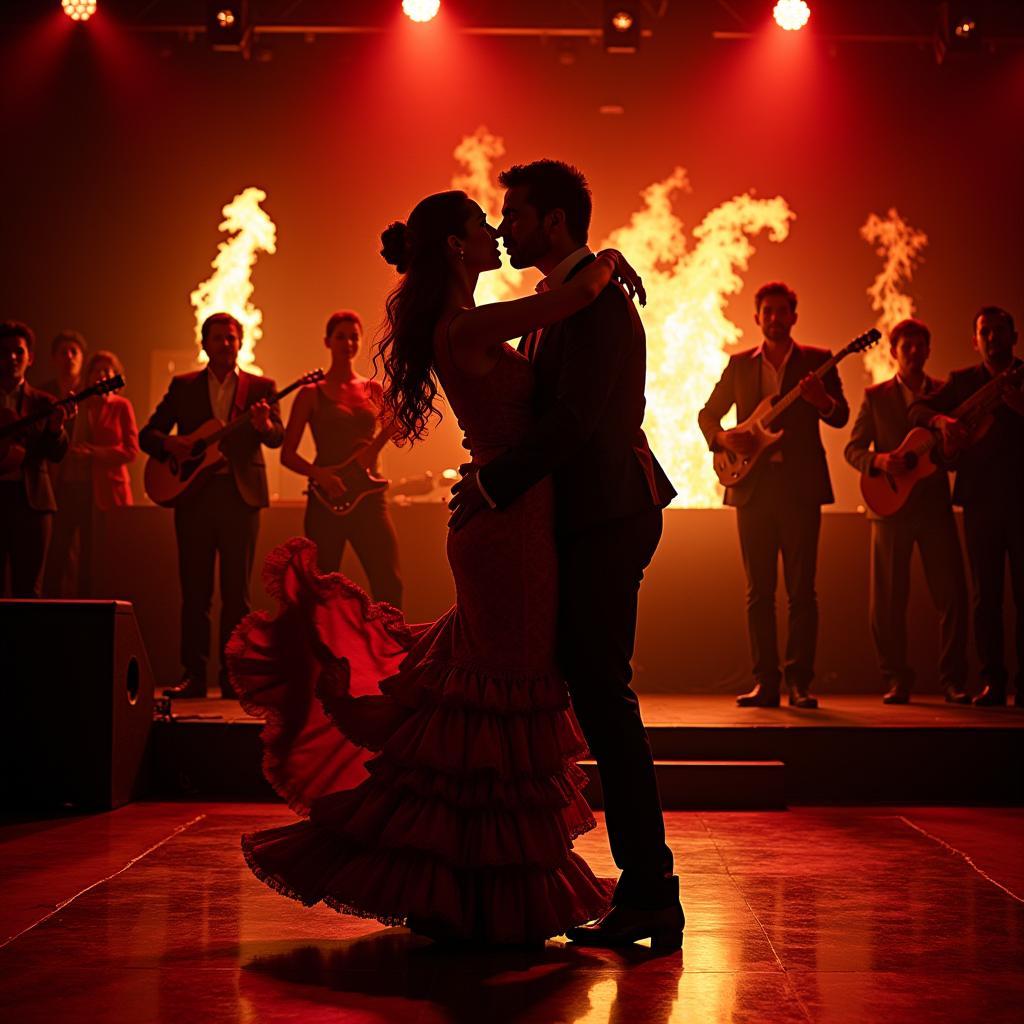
[451,127,525,306]
[190,186,277,375]
[860,208,928,383]
[600,175,795,506]
[449,129,795,508]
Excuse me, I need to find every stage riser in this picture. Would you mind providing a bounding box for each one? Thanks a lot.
[151,719,1023,806]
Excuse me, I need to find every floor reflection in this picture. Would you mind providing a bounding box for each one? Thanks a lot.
[240,930,685,1024]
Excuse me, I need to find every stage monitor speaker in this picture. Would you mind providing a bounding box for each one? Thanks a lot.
[2,600,155,812]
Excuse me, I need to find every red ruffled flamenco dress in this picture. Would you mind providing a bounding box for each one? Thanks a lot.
[226,340,611,943]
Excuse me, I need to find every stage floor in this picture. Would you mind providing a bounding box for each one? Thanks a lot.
[172,692,1024,728]
[2,803,1022,1023]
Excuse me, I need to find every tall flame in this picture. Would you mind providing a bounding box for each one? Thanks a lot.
[600,175,795,507]
[190,186,277,375]
[451,127,525,306]
[860,208,928,383]
[449,129,795,508]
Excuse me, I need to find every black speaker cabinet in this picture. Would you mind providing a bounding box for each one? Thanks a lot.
[2,600,155,812]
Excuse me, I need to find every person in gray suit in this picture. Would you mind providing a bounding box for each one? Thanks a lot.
[699,282,849,709]
[844,318,970,704]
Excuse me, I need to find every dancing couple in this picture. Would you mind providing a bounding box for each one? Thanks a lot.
[227,159,683,949]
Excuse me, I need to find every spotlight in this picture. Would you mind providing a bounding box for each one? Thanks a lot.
[772,0,811,32]
[604,2,641,54]
[206,1,251,54]
[402,0,440,23]
[933,3,982,63]
[61,0,97,21]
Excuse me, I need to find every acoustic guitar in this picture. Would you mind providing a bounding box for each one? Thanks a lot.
[712,329,880,488]
[307,420,399,517]
[860,360,1024,517]
[0,374,126,474]
[144,369,325,507]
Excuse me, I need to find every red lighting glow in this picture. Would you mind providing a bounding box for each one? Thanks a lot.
[773,0,810,32]
[611,11,635,33]
[402,0,440,23]
[61,0,97,21]
[216,9,236,29]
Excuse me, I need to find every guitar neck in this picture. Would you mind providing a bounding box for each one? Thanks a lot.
[953,364,1024,425]
[209,377,307,445]
[0,379,121,441]
[760,349,845,428]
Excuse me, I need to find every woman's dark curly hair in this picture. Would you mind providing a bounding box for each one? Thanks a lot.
[375,189,471,445]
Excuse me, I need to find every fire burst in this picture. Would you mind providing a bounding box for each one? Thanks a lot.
[190,187,277,375]
[449,130,794,507]
[600,173,794,506]
[860,209,928,383]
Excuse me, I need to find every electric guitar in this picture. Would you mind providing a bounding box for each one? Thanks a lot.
[0,374,126,474]
[713,329,880,488]
[308,420,399,517]
[860,360,1024,517]
[144,369,324,507]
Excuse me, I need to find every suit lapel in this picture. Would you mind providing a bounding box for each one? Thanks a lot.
[196,370,215,422]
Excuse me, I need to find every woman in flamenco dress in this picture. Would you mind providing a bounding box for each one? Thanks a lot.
[227,189,644,944]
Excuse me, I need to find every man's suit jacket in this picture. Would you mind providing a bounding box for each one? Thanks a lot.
[477,255,676,536]
[5,383,68,512]
[907,359,1024,508]
[844,375,952,521]
[698,342,850,508]
[139,369,284,508]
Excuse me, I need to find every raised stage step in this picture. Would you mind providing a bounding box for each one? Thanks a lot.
[579,760,785,810]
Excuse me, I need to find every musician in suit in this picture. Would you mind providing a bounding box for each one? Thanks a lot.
[844,319,969,704]
[908,306,1024,707]
[0,321,70,598]
[698,282,849,709]
[140,313,284,699]
[448,160,681,949]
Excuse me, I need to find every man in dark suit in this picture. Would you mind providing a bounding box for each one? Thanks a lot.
[699,282,850,709]
[844,318,969,704]
[0,321,70,597]
[909,306,1024,707]
[448,160,681,950]
[140,313,284,699]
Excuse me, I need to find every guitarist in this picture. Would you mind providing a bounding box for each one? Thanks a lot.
[279,310,402,607]
[698,282,849,708]
[909,306,1024,707]
[139,313,284,699]
[0,321,70,598]
[843,318,969,705]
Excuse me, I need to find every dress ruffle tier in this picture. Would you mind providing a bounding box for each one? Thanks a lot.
[226,537,612,944]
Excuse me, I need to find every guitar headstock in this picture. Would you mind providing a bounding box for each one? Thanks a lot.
[93,373,126,397]
[302,368,327,386]
[844,328,881,356]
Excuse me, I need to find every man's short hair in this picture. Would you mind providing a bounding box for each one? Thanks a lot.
[890,318,931,351]
[201,312,243,343]
[754,282,798,314]
[51,328,87,357]
[0,320,35,351]
[325,309,363,338]
[498,160,592,244]
[973,305,1016,336]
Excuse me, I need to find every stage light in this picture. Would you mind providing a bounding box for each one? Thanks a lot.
[604,2,640,53]
[402,0,440,23]
[772,0,811,32]
[933,4,982,63]
[61,0,97,22]
[954,18,976,38]
[206,1,251,54]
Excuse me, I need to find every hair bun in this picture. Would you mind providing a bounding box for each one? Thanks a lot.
[380,221,410,273]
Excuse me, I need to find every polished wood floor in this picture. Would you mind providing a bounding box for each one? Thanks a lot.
[2,803,1023,1022]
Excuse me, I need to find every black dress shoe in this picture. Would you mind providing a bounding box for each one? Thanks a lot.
[882,686,910,705]
[567,898,684,953]
[163,676,206,699]
[787,685,818,709]
[973,686,1007,707]
[943,686,971,705]
[736,684,780,708]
